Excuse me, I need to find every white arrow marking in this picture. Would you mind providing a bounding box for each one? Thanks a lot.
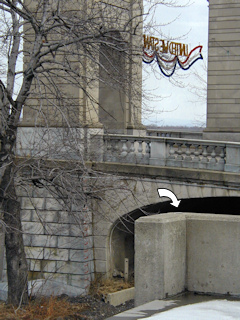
[157,188,181,208]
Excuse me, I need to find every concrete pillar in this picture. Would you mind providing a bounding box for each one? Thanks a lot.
[135,214,186,306]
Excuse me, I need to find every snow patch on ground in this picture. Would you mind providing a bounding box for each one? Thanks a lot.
[140,300,240,320]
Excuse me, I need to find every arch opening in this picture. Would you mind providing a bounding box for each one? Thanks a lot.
[109,196,240,279]
[110,214,135,279]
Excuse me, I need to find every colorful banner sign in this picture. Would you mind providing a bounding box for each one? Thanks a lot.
[143,34,203,77]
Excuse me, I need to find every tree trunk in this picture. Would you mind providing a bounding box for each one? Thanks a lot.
[2,163,28,305]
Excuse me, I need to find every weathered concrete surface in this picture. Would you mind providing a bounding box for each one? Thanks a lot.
[135,214,186,306]
[106,287,135,306]
[135,213,240,307]
[187,213,240,295]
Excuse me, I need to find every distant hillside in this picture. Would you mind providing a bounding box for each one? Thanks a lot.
[147,125,204,132]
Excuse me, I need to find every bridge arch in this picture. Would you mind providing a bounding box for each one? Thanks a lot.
[107,196,240,279]
[93,175,240,277]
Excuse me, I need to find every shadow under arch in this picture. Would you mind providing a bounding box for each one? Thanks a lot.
[108,196,240,278]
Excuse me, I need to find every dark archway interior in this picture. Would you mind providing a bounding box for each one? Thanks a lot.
[111,196,240,278]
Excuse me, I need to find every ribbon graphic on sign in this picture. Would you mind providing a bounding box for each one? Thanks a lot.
[143,35,203,77]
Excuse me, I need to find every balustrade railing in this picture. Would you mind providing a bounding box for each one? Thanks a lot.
[161,139,226,171]
[103,135,151,165]
[100,134,240,173]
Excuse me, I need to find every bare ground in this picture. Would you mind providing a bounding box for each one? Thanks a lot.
[69,295,134,319]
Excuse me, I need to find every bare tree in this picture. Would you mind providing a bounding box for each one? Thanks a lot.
[0,0,189,305]
[0,0,145,305]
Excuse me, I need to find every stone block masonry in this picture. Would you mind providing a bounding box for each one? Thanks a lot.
[204,0,240,141]
[2,184,94,294]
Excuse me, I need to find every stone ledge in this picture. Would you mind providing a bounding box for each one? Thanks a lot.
[106,287,135,306]
[90,162,240,187]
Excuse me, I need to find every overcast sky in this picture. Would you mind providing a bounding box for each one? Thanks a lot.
[142,0,209,127]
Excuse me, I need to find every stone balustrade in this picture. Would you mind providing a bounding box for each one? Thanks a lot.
[102,134,240,172]
[103,135,151,165]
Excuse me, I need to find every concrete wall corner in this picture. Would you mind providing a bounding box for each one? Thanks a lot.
[134,213,186,306]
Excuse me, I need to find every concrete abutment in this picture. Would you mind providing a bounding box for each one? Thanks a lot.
[135,213,240,306]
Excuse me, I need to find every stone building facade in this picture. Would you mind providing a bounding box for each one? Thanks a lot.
[21,0,143,134]
[204,0,240,141]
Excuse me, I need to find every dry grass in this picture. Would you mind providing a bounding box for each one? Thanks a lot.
[0,278,134,319]
[90,277,134,299]
[0,296,89,320]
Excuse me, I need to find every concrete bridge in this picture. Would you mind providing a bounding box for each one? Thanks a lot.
[89,128,240,281]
